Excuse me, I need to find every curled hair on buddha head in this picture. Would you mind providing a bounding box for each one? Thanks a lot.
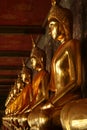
[48,0,73,40]
[30,36,46,69]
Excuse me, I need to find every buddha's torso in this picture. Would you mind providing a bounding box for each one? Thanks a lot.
[31,69,49,109]
[49,39,82,103]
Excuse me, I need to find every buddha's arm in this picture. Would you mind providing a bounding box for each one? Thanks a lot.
[31,71,50,110]
[51,46,78,104]
[41,71,50,100]
[56,49,76,85]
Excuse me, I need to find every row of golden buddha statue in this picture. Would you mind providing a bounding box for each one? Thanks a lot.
[2,0,87,130]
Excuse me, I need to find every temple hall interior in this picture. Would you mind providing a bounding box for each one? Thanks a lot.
[0,0,87,130]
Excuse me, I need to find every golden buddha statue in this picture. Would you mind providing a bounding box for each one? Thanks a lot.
[29,38,50,110]
[5,83,17,109]
[13,65,32,115]
[60,98,87,130]
[18,62,33,111]
[47,0,83,105]
[5,64,32,116]
[28,0,83,129]
[4,74,23,115]
[27,39,50,128]
[20,61,32,85]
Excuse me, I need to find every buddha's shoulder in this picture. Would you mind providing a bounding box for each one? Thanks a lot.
[62,39,80,50]
[67,39,80,45]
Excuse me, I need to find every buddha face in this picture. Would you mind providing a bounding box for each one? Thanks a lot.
[17,82,21,90]
[21,73,26,82]
[31,57,37,69]
[49,21,59,40]
[49,20,65,42]
[21,68,31,84]
[13,88,16,95]
[31,57,42,71]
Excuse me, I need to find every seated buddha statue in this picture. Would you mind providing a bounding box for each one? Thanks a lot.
[28,0,83,129]
[29,38,50,110]
[5,81,20,109]
[18,63,33,114]
[5,84,17,115]
[47,0,83,106]
[27,39,50,128]
[5,65,32,116]
[60,98,87,130]
[5,82,17,109]
[15,74,24,94]
[5,74,24,115]
[13,65,32,115]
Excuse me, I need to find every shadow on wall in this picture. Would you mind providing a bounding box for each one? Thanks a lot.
[81,37,87,98]
[0,110,4,128]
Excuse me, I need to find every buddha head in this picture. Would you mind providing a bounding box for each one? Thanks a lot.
[48,0,73,42]
[30,38,46,71]
[21,62,32,84]
[16,74,23,91]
